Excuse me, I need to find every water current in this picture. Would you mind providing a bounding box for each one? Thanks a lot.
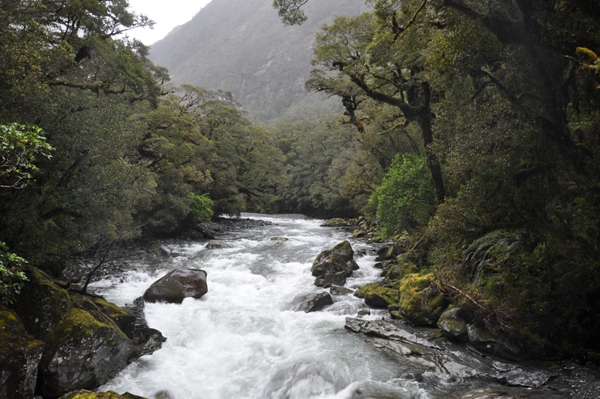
[89,214,591,399]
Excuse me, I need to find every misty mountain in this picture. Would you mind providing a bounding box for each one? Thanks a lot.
[149,0,368,121]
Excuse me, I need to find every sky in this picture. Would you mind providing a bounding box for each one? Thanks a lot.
[125,0,213,45]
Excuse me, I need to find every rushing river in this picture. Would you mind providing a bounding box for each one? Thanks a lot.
[89,214,592,399]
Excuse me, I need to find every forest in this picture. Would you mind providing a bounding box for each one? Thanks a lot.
[2,0,600,369]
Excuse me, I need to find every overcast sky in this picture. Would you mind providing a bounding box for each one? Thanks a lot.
[126,0,213,45]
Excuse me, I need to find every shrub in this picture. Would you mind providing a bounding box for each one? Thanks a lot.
[190,193,214,222]
[0,242,28,305]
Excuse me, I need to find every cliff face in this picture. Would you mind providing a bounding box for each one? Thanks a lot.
[149,0,367,121]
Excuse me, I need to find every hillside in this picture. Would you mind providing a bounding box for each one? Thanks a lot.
[149,0,367,121]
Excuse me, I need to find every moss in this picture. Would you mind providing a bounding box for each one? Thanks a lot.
[397,273,445,326]
[322,218,348,227]
[58,389,146,399]
[354,283,399,308]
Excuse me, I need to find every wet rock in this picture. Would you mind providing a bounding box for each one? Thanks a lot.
[390,273,445,326]
[330,285,354,296]
[0,306,45,399]
[193,218,272,238]
[467,324,522,360]
[155,245,172,258]
[271,237,288,242]
[39,308,138,397]
[322,218,348,227]
[375,244,405,261]
[58,390,147,398]
[345,318,440,349]
[352,230,367,238]
[11,266,72,341]
[205,241,234,249]
[143,268,208,304]
[459,387,566,399]
[354,284,399,309]
[311,241,359,287]
[357,309,371,316]
[294,292,334,312]
[437,307,469,341]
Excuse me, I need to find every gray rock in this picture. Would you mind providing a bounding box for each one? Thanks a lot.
[0,307,44,399]
[39,308,138,397]
[311,241,359,287]
[271,237,289,242]
[437,307,469,341]
[205,241,234,249]
[330,285,354,296]
[467,324,522,360]
[460,387,566,398]
[143,268,208,304]
[294,292,334,313]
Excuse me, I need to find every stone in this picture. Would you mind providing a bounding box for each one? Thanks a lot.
[459,387,566,399]
[295,292,334,312]
[270,237,288,242]
[58,390,147,399]
[354,284,398,309]
[40,308,138,397]
[437,307,469,341]
[321,218,348,227]
[391,273,445,326]
[143,268,208,304]
[311,241,359,287]
[330,285,354,296]
[205,241,234,249]
[467,324,522,360]
[0,306,45,399]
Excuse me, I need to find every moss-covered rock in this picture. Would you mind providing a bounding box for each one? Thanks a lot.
[437,307,469,341]
[354,283,399,309]
[11,266,71,341]
[392,273,445,326]
[311,241,359,287]
[40,307,138,397]
[0,306,45,399]
[322,218,348,227]
[143,268,208,304]
[58,390,146,399]
[384,256,418,283]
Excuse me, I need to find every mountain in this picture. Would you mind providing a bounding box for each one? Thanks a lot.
[149,0,368,121]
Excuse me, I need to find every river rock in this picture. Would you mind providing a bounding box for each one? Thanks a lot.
[437,307,469,341]
[59,390,147,399]
[459,387,567,399]
[205,241,234,249]
[322,218,348,227]
[467,324,522,360]
[0,306,45,399]
[143,268,208,303]
[39,307,139,397]
[294,292,334,312]
[354,283,399,309]
[390,273,445,326]
[330,285,354,296]
[311,241,359,287]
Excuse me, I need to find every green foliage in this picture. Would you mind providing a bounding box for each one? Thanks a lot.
[0,242,28,305]
[0,123,52,189]
[370,153,434,237]
[190,193,214,222]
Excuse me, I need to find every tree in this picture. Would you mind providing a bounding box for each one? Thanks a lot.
[307,5,447,204]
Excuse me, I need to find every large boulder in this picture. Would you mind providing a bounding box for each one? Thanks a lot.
[59,390,146,399]
[39,308,138,397]
[311,241,359,287]
[294,292,334,313]
[143,268,208,304]
[437,307,469,341]
[389,273,445,326]
[354,284,399,309]
[0,307,45,399]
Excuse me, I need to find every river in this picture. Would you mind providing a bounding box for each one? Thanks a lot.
[90,214,596,399]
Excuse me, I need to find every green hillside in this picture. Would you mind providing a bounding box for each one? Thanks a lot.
[149,0,367,121]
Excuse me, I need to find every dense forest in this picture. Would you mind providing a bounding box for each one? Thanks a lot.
[2,0,600,373]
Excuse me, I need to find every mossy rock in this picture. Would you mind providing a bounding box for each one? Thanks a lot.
[354,283,399,309]
[58,390,146,399]
[395,273,445,326]
[71,294,136,339]
[0,306,45,399]
[384,258,418,283]
[311,241,359,288]
[40,308,138,397]
[437,307,469,341]
[322,218,348,227]
[10,266,72,341]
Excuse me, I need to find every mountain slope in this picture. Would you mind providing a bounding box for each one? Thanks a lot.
[149,0,367,121]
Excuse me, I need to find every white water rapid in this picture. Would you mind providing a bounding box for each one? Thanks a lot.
[89,214,500,399]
